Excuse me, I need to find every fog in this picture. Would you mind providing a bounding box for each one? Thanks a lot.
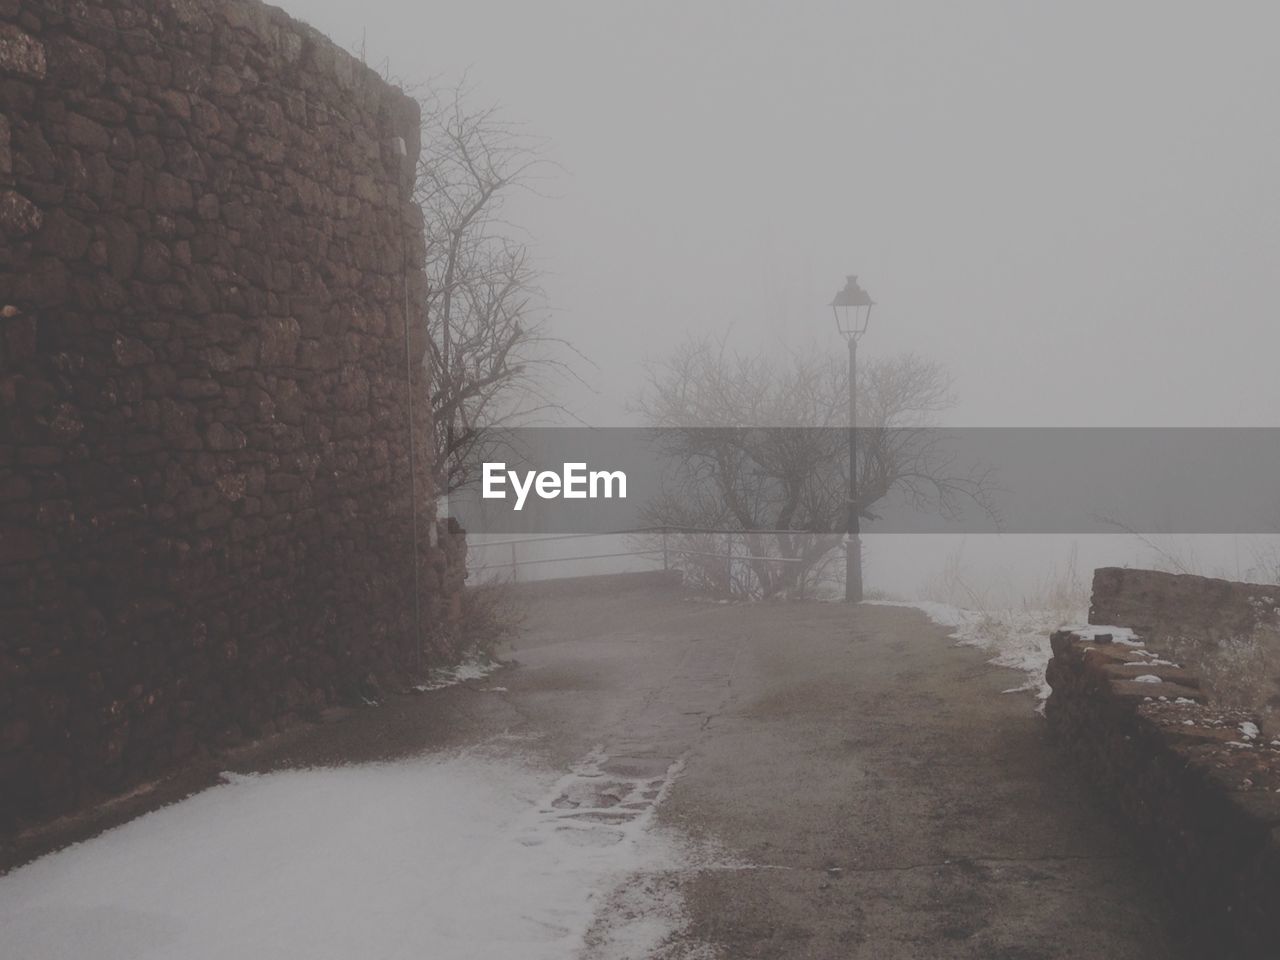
[10,9,1280,945]
[290,0,1280,597]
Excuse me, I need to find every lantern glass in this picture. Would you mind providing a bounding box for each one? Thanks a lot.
[830,275,874,339]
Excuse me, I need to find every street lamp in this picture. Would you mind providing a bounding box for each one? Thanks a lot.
[830,275,874,602]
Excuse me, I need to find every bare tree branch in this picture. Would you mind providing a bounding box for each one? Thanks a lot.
[416,84,588,495]
[635,335,998,597]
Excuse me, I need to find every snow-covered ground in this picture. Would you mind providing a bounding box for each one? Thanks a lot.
[871,601,1086,702]
[0,738,701,960]
[413,655,505,692]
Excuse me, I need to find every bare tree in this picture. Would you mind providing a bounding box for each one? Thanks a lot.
[636,336,997,597]
[415,86,574,496]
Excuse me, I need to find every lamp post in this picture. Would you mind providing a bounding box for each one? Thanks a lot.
[830,275,874,603]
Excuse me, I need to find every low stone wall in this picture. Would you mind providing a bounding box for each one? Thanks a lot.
[1045,627,1280,956]
[1090,566,1280,644]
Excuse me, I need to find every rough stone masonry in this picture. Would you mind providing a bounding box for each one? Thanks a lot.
[1046,624,1280,958]
[0,0,464,831]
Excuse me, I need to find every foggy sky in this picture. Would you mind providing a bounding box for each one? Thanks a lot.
[289,0,1278,430]
[277,1,1280,594]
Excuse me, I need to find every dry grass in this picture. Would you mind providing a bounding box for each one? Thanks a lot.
[1161,627,1280,722]
[455,581,526,658]
[914,537,1280,718]
[1112,535,1280,720]
[920,540,1088,625]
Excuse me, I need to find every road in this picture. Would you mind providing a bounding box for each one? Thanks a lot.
[497,579,1185,959]
[3,576,1187,959]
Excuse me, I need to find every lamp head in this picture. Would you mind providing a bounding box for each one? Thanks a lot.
[830,275,874,339]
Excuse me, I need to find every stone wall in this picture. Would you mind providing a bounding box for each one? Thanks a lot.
[1046,626,1280,956]
[0,0,462,831]
[1090,566,1280,644]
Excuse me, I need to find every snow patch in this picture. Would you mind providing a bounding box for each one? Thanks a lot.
[414,656,503,692]
[0,742,698,960]
[1061,624,1142,645]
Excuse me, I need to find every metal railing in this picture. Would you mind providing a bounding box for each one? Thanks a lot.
[466,527,830,588]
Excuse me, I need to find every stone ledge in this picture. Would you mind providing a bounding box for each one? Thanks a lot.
[1046,628,1280,956]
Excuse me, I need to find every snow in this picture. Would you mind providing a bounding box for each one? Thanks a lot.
[1133,675,1163,683]
[1060,624,1142,645]
[0,739,699,960]
[413,656,503,692]
[1239,721,1260,741]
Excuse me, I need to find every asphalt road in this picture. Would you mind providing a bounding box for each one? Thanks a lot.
[500,579,1187,959]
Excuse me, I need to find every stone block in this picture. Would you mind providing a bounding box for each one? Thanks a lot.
[0,24,45,80]
[34,208,92,259]
[0,189,41,237]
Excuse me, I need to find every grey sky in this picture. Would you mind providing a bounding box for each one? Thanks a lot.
[289,0,1278,429]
